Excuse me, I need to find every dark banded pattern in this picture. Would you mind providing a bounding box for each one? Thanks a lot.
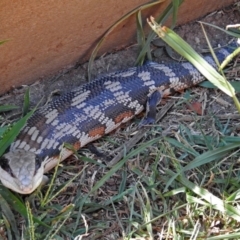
[0,43,236,194]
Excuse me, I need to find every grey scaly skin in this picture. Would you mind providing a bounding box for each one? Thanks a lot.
[0,43,237,194]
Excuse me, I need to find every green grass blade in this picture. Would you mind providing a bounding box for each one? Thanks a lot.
[88,0,166,80]
[0,108,35,156]
[168,169,240,221]
[199,21,240,38]
[182,143,240,172]
[165,142,240,191]
[136,10,145,50]
[166,137,200,157]
[147,18,236,97]
[206,232,240,239]
[171,0,180,28]
[0,105,19,113]
[0,126,8,138]
[0,39,9,45]
[0,194,20,239]
[135,0,184,65]
[200,80,240,93]
[89,137,161,194]
[221,46,240,69]
[200,22,240,112]
[26,201,35,240]
[0,185,48,227]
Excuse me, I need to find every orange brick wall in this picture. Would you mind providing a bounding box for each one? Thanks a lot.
[0,0,235,94]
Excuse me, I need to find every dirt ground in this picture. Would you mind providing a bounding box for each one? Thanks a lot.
[0,4,240,116]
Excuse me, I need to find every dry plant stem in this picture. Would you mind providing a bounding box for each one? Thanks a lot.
[148,16,240,113]
[88,0,166,81]
[178,114,240,121]
[108,98,176,167]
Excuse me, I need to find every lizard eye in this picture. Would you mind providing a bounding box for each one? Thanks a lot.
[0,156,15,177]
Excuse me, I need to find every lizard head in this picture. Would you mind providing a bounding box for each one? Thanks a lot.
[0,149,45,194]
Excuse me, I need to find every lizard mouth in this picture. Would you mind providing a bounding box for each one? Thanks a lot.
[0,150,44,194]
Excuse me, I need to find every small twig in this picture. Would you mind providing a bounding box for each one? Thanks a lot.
[178,114,240,122]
